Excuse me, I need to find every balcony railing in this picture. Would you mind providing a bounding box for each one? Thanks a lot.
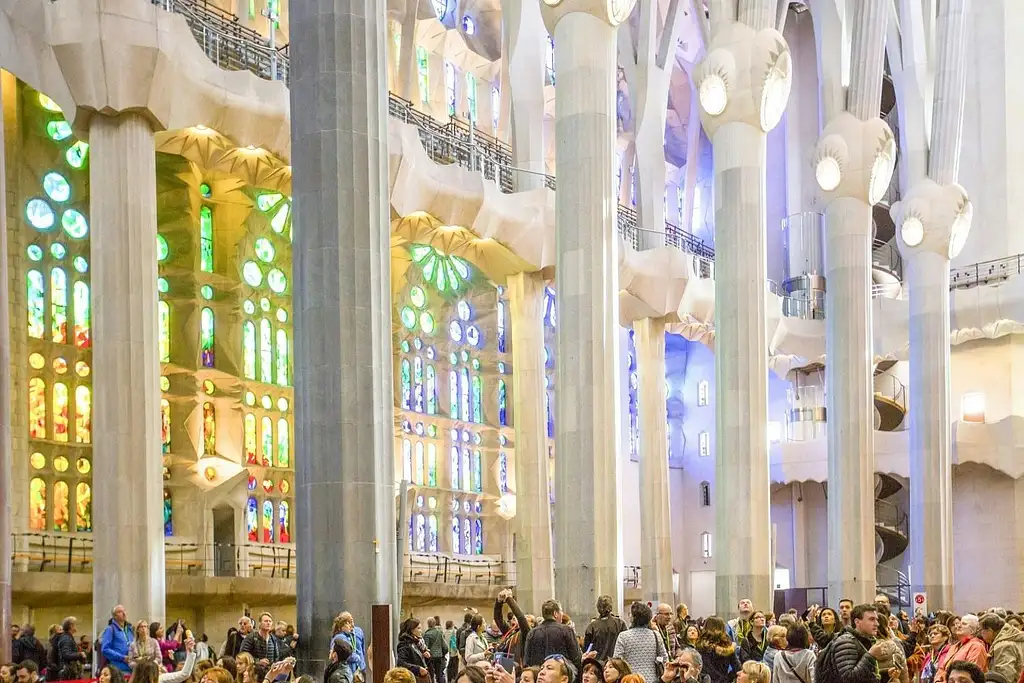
[950,253,1024,289]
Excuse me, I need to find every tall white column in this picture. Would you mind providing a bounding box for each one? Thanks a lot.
[634,318,673,604]
[815,0,890,605]
[693,8,791,613]
[543,0,633,623]
[506,271,555,614]
[89,112,166,626]
[503,0,548,190]
[0,72,13,664]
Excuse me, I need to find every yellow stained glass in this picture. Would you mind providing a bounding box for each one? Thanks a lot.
[76,483,92,531]
[29,378,46,439]
[30,453,45,470]
[53,382,69,442]
[75,385,91,443]
[29,478,46,531]
[53,480,69,532]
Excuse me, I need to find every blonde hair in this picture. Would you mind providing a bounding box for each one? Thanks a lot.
[767,625,787,647]
[384,669,416,683]
[741,662,770,683]
[235,653,255,683]
[332,612,354,636]
[135,620,150,643]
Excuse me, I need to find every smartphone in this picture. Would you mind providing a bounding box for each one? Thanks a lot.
[494,653,515,674]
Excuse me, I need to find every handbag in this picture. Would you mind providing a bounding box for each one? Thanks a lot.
[651,630,666,680]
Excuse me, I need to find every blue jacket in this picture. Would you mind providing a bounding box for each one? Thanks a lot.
[100,620,133,673]
[331,628,367,676]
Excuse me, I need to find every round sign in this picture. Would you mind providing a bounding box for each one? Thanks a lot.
[914,594,925,604]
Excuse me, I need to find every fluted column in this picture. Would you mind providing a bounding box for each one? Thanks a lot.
[694,12,791,613]
[90,112,166,627]
[506,271,555,613]
[634,318,673,604]
[0,73,13,665]
[543,0,633,624]
[845,0,888,119]
[504,0,548,190]
[291,0,396,674]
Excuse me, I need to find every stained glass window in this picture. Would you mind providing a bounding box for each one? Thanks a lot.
[491,85,500,132]
[416,46,430,104]
[410,245,472,293]
[462,517,471,554]
[51,268,67,343]
[62,210,88,239]
[414,513,426,552]
[243,321,257,379]
[450,447,460,490]
[471,375,483,423]
[260,319,273,383]
[69,281,91,349]
[400,359,412,410]
[157,234,169,262]
[200,206,214,272]
[499,452,508,493]
[158,301,170,363]
[161,399,171,454]
[160,489,172,536]
[444,61,456,116]
[425,365,437,415]
[244,414,257,464]
[472,450,482,493]
[76,482,92,532]
[279,501,290,543]
[29,378,46,439]
[53,481,69,531]
[403,439,413,481]
[263,500,274,543]
[246,497,257,541]
[29,478,46,531]
[26,199,55,231]
[460,368,470,421]
[27,270,45,339]
[75,385,91,444]
[474,518,483,554]
[428,514,438,552]
[276,329,289,385]
[498,379,508,426]
[413,356,424,412]
[461,448,471,493]
[277,419,289,468]
[53,382,69,442]
[196,307,215,368]
[451,516,460,554]
[466,72,477,124]
[202,402,216,456]
[261,416,273,467]
[414,442,425,485]
[546,36,555,85]
[427,443,437,487]
[448,370,458,418]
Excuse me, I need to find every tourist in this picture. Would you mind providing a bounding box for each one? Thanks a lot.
[80,635,93,673]
[938,615,988,682]
[739,612,768,663]
[397,618,431,681]
[980,614,1024,683]
[100,606,133,675]
[521,667,541,683]
[947,662,985,683]
[613,602,668,683]
[12,625,45,670]
[236,653,256,683]
[736,661,770,683]
[922,626,955,683]
[464,616,491,666]
[728,602,755,646]
[772,624,813,683]
[97,663,126,683]
[223,624,246,659]
[275,623,296,662]
[217,657,238,680]
[241,613,282,668]
[584,596,626,663]
[694,618,740,683]
[581,661,603,683]
[196,635,213,662]
[815,604,890,683]
[424,618,449,683]
[674,606,693,637]
[523,601,582,671]
[656,605,679,655]
[151,622,183,672]
[131,636,198,683]
[15,661,39,683]
[603,660,631,683]
[1,664,13,683]
[129,621,161,669]
[837,602,854,630]
[537,655,577,683]
[493,589,531,666]
[331,612,368,682]
[808,609,840,650]
[201,668,235,683]
[325,639,355,683]
[661,648,709,683]
[761,626,787,671]
[53,617,86,681]
[874,617,908,683]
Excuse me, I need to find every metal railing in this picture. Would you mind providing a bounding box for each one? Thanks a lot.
[874,374,907,415]
[950,253,1024,289]
[876,565,911,612]
[404,554,515,587]
[874,499,908,537]
[872,239,903,279]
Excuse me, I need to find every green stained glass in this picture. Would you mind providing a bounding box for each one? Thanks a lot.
[276,329,289,385]
[27,270,45,339]
[255,237,276,262]
[157,235,169,261]
[43,173,71,202]
[46,121,72,141]
[267,269,287,293]
[276,308,287,322]
[27,245,43,261]
[271,203,289,233]
[26,199,55,230]
[201,285,214,300]
[277,419,289,467]
[200,182,212,198]
[242,261,263,286]
[400,360,411,410]
[401,340,410,353]
[256,193,283,211]
[73,256,88,273]
[410,286,427,308]
[50,243,66,260]
[200,307,215,368]
[61,209,88,238]
[400,306,417,329]
[420,312,435,334]
[260,319,273,383]
[471,375,483,423]
[158,301,170,363]
[66,141,89,169]
[409,244,472,294]
[260,297,271,312]
[200,205,214,272]
[38,94,62,112]
[242,320,257,379]
[243,300,256,315]
[157,277,169,294]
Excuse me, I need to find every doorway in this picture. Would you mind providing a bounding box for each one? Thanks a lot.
[213,507,236,577]
[689,570,716,617]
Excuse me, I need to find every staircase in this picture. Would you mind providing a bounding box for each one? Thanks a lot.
[873,368,907,432]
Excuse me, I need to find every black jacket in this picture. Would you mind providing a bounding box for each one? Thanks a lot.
[523,619,583,672]
[13,635,46,668]
[815,628,879,683]
[696,641,742,683]
[584,616,627,664]
[494,597,531,664]
[740,630,768,663]
[808,622,839,650]
[397,634,428,676]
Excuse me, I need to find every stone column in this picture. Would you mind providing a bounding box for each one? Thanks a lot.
[542,0,635,623]
[506,271,554,614]
[634,318,673,604]
[503,0,548,190]
[290,0,396,673]
[89,112,166,626]
[0,73,13,664]
[693,8,791,612]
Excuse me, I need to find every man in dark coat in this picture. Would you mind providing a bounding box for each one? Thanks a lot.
[584,596,626,662]
[523,600,582,673]
[12,625,47,669]
[816,604,889,683]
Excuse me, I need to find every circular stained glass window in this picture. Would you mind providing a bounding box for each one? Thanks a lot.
[47,120,72,141]
[471,358,481,371]
[428,496,437,509]
[160,376,170,391]
[450,499,459,512]
[157,235,169,261]
[413,338,422,351]
[499,434,507,446]
[400,307,416,329]
[262,479,274,493]
[420,312,435,334]
[205,467,217,482]
[428,424,437,437]
[200,182,212,198]
[280,480,290,494]
[426,347,435,360]
[460,350,469,362]
[449,320,463,342]
[29,353,45,369]
[26,199,55,230]
[30,453,45,470]
[261,395,273,410]
[449,352,458,365]
[410,286,427,308]
[203,380,215,394]
[53,357,68,374]
[403,420,412,433]
[277,397,289,412]
[260,298,271,312]
[248,475,257,491]
[77,457,91,474]
[450,428,459,440]
[474,501,482,514]
[245,391,256,406]
[157,278,169,294]
[457,300,472,321]
[243,300,256,315]
[66,141,89,169]
[463,500,471,513]
[400,340,410,353]
[461,430,470,443]
[53,456,69,472]
[276,308,287,323]
[498,361,506,373]
[415,422,424,435]
[62,209,88,238]
[43,172,71,202]
[255,238,276,263]
[38,94,62,112]
[243,261,263,287]
[73,256,88,273]
[467,325,481,347]
[201,285,214,300]
[51,243,66,260]
[416,495,424,509]
[76,361,90,377]
[268,269,287,293]
[27,245,43,261]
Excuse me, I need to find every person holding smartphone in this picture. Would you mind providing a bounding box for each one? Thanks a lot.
[397,619,430,683]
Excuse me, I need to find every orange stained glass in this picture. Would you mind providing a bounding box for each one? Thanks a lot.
[244,413,257,464]
[29,478,46,530]
[53,480,69,532]
[161,399,171,454]
[53,382,69,442]
[75,385,91,443]
[202,401,216,456]
[76,482,92,531]
[51,268,67,343]
[261,416,272,467]
[28,378,46,439]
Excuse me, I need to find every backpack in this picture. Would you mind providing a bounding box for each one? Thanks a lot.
[47,635,61,673]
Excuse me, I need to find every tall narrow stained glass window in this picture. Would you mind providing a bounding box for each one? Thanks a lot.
[449,370,458,418]
[279,501,290,543]
[75,385,91,443]
[498,379,507,426]
[428,514,438,552]
[29,378,46,439]
[158,301,170,363]
[416,46,430,104]
[73,281,90,348]
[497,300,506,352]
[444,61,456,116]
[53,481,69,531]
[260,319,273,383]
[276,329,289,385]
[261,416,273,467]
[202,402,216,456]
[277,419,289,467]
[200,307,215,368]
[51,268,67,343]
[466,72,477,123]
[471,375,482,423]
[450,447,459,490]
[243,321,257,379]
[53,382,69,442]
[164,490,173,536]
[27,270,45,339]
[200,205,214,272]
[161,399,171,454]
[262,500,274,542]
[29,478,46,531]
[459,368,470,421]
[245,414,257,464]
[414,442,425,485]
[76,482,92,532]
[451,516,460,553]
[427,443,437,487]
[472,450,482,493]
[425,365,437,415]
[401,360,412,410]
[246,497,258,541]
[403,439,413,481]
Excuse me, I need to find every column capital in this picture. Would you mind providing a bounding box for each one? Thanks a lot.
[693,22,792,136]
[540,0,637,31]
[813,112,896,206]
[892,179,973,260]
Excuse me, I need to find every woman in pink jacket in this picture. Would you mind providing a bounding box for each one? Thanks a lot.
[936,615,988,683]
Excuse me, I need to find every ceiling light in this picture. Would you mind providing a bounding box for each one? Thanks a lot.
[868,138,896,205]
[699,74,728,116]
[900,216,924,247]
[815,157,841,192]
[948,203,973,259]
[759,52,792,131]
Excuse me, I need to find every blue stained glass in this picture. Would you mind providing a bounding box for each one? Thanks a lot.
[474,518,483,554]
[450,446,460,490]
[499,452,508,494]
[462,517,471,555]
[428,515,438,552]
[546,391,554,438]
[459,368,470,421]
[452,516,461,554]
[426,365,437,415]
[472,450,482,493]
[413,356,424,413]
[498,379,507,426]
[497,300,506,353]
[461,448,471,493]
[163,491,173,537]
[401,359,411,410]
[449,370,459,418]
